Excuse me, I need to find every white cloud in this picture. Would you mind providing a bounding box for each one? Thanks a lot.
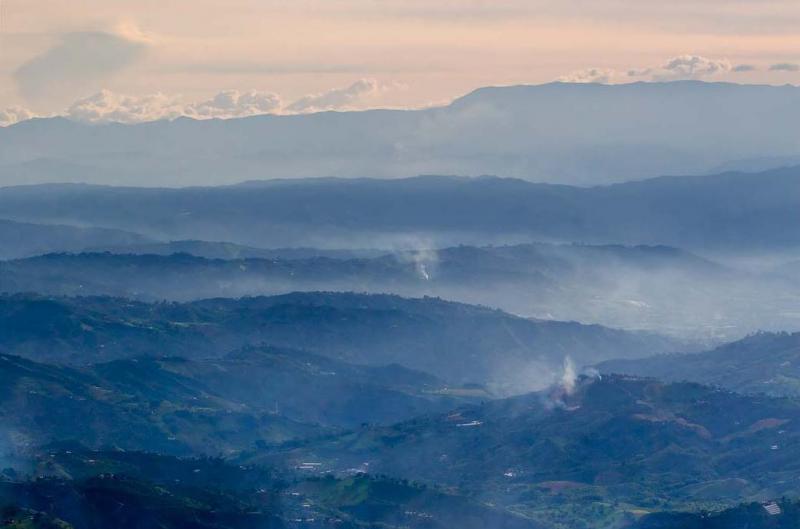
[65,89,283,124]
[575,55,732,84]
[559,55,732,85]
[558,68,616,84]
[187,90,283,118]
[653,54,732,80]
[0,107,37,127]
[733,64,757,72]
[66,91,184,124]
[56,79,387,124]
[14,26,151,103]
[285,78,381,112]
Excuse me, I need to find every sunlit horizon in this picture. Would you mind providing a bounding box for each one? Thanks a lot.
[1,1,799,119]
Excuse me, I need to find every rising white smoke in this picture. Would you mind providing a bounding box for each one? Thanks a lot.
[560,356,577,395]
[390,237,440,281]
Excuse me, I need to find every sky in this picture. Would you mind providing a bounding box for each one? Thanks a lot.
[1,0,799,124]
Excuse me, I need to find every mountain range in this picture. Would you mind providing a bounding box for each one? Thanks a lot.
[0,243,721,302]
[0,168,798,252]
[3,79,800,528]
[5,370,800,528]
[0,242,795,340]
[0,293,682,392]
[0,219,150,260]
[0,344,476,458]
[2,81,800,186]
[1,447,543,529]
[248,374,800,527]
[597,332,800,397]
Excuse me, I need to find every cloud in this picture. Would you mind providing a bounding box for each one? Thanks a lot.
[627,68,653,78]
[187,90,283,118]
[65,89,283,124]
[58,79,387,124]
[558,68,615,84]
[656,54,732,79]
[769,62,800,72]
[733,64,757,72]
[14,26,150,102]
[0,107,37,127]
[561,55,732,85]
[621,54,732,81]
[285,78,381,112]
[66,91,183,124]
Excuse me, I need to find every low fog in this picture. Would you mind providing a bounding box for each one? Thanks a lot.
[2,240,797,345]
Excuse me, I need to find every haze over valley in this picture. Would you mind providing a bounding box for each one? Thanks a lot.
[0,167,799,341]
[2,3,800,526]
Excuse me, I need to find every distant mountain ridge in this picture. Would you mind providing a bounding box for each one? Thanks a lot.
[1,239,794,340]
[2,81,800,186]
[86,240,384,261]
[597,332,800,396]
[0,168,798,251]
[0,292,683,392]
[0,218,151,259]
[0,242,723,301]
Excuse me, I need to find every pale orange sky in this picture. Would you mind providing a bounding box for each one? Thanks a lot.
[1,0,799,117]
